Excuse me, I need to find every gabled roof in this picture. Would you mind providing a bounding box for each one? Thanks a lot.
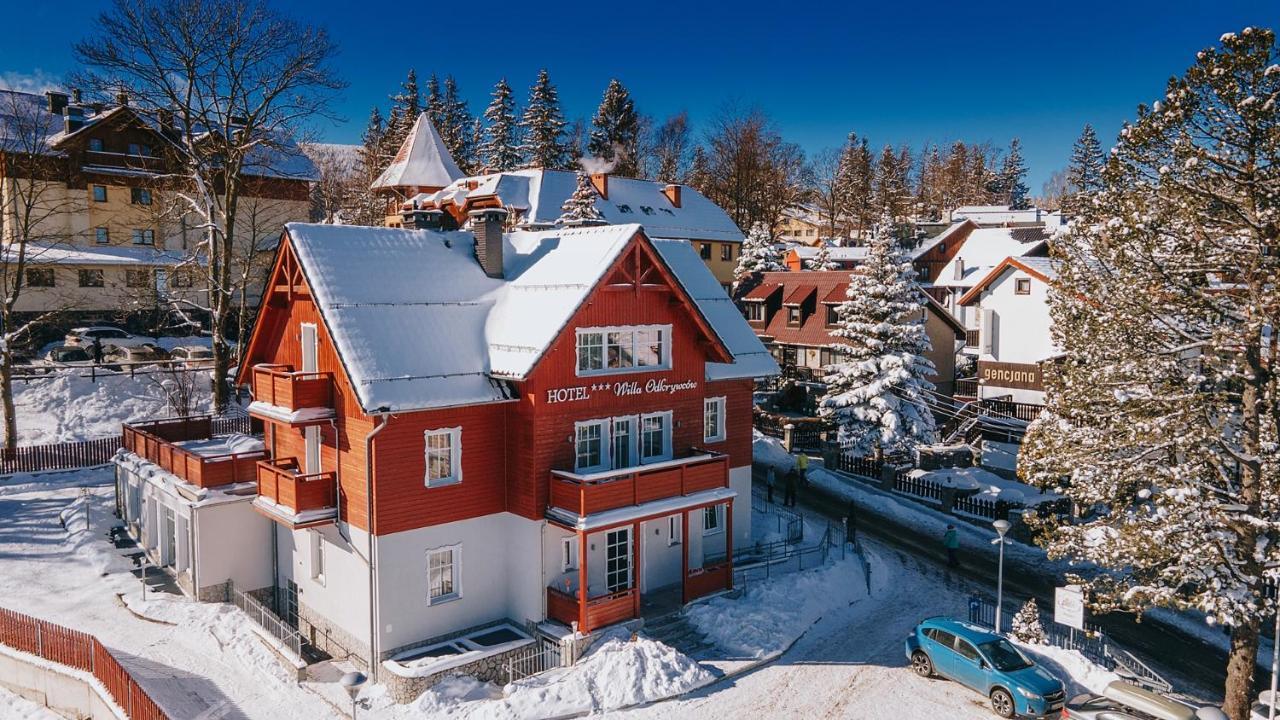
[743,283,781,301]
[933,227,1049,289]
[417,169,744,243]
[958,256,1058,306]
[788,245,868,262]
[274,222,772,414]
[783,286,816,306]
[371,113,462,190]
[911,219,979,260]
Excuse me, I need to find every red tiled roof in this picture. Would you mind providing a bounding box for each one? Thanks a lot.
[783,285,815,306]
[754,271,854,347]
[743,283,780,300]
[821,283,848,304]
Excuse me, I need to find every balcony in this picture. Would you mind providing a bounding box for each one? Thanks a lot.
[120,416,263,489]
[964,329,981,349]
[547,451,729,519]
[248,364,334,425]
[252,457,338,528]
[546,586,637,633]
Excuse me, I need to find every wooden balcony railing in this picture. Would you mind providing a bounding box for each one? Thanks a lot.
[686,561,732,601]
[255,457,337,526]
[955,376,979,398]
[250,364,333,416]
[548,451,729,518]
[964,329,981,348]
[121,416,263,488]
[546,586,638,633]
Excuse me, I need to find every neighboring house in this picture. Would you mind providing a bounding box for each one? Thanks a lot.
[776,205,827,245]
[402,168,745,288]
[783,245,867,271]
[924,225,1051,346]
[741,270,963,396]
[114,216,776,683]
[0,89,315,327]
[950,205,1051,227]
[958,256,1058,406]
[370,113,463,224]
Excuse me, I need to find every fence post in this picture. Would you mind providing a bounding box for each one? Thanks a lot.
[35,622,42,657]
[782,424,795,453]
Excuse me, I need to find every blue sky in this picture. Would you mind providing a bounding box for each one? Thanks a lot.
[0,0,1274,191]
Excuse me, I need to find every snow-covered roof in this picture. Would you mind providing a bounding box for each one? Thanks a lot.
[910,220,977,260]
[370,113,462,190]
[0,90,67,154]
[419,169,744,243]
[8,242,197,266]
[950,205,1045,226]
[789,245,868,261]
[958,255,1059,306]
[933,228,1048,289]
[283,221,772,414]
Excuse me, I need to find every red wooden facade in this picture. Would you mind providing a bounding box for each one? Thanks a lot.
[236,225,752,631]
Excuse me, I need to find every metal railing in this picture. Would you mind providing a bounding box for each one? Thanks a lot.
[504,638,565,684]
[228,584,303,660]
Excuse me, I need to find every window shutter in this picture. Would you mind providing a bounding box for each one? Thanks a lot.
[980,308,996,356]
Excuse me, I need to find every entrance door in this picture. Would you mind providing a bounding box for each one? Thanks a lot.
[605,528,631,594]
[611,417,636,470]
[161,506,176,567]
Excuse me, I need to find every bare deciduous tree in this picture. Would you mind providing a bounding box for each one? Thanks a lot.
[75,0,344,413]
[702,106,807,234]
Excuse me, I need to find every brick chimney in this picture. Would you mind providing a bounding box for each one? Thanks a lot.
[45,91,69,115]
[662,184,682,208]
[469,208,508,279]
[590,173,609,200]
[63,105,85,133]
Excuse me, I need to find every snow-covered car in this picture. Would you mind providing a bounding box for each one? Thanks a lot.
[29,345,97,373]
[103,343,170,367]
[905,617,1065,718]
[64,326,146,349]
[1065,681,1225,719]
[168,345,214,369]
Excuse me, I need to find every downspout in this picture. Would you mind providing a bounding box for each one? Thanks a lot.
[329,418,347,546]
[190,505,199,598]
[364,412,391,680]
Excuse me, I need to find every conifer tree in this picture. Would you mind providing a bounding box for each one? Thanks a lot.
[438,75,473,169]
[1011,599,1046,645]
[383,69,421,155]
[807,243,838,271]
[424,72,442,128]
[1019,28,1280,720]
[732,222,784,290]
[463,117,484,175]
[480,78,521,172]
[587,79,641,176]
[999,138,1030,209]
[1064,124,1105,212]
[519,69,570,169]
[352,106,388,225]
[873,145,910,221]
[818,214,936,458]
[684,145,711,192]
[557,171,604,225]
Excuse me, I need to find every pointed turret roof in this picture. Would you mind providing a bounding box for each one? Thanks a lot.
[370,112,463,191]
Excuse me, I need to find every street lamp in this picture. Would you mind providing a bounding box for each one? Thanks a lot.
[991,519,1012,632]
[340,671,367,719]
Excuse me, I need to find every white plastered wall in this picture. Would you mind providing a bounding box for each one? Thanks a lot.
[277,522,373,652]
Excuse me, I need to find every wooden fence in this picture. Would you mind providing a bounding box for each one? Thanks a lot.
[0,607,168,719]
[0,415,252,477]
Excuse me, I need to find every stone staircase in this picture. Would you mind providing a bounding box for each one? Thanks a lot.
[644,611,716,659]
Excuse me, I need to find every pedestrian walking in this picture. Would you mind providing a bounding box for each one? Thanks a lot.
[784,467,799,507]
[944,524,960,568]
[765,464,776,504]
[845,499,858,545]
[91,337,104,364]
[796,453,809,487]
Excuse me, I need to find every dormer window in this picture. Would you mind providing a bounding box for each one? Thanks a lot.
[787,307,801,325]
[745,302,764,322]
[826,305,839,326]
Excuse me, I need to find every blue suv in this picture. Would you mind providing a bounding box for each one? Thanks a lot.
[905,617,1066,718]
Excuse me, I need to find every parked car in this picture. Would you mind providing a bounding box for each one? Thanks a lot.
[905,617,1066,718]
[169,345,214,369]
[64,326,146,349]
[29,345,96,373]
[104,343,170,366]
[1066,681,1225,720]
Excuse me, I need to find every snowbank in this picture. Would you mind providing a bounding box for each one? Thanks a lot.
[0,684,63,719]
[5,370,214,445]
[752,429,795,471]
[1017,642,1120,698]
[686,556,869,659]
[369,629,713,719]
[909,466,1062,505]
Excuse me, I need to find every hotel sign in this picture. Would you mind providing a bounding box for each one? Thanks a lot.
[546,378,699,404]
[978,361,1044,391]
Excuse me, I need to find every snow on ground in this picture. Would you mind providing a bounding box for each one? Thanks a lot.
[366,628,714,720]
[0,468,339,719]
[0,686,63,720]
[908,466,1062,505]
[980,440,1018,473]
[4,369,216,445]
[687,554,868,659]
[752,428,795,471]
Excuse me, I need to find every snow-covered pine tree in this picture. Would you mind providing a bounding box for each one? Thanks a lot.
[352,106,388,225]
[999,138,1030,209]
[872,144,910,222]
[684,145,710,192]
[818,214,936,458]
[383,69,421,155]
[732,222,784,293]
[1011,599,1046,645]
[557,172,604,225]
[807,243,838,270]
[519,69,571,170]
[587,79,641,176]
[424,72,442,128]
[480,78,521,172]
[462,118,484,175]
[438,75,473,169]
[1018,28,1280,720]
[1064,124,1105,213]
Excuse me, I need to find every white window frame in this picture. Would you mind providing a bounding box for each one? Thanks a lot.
[561,536,578,572]
[703,504,724,536]
[427,544,461,604]
[668,515,681,546]
[640,411,673,463]
[703,397,726,443]
[310,531,326,585]
[610,416,638,470]
[424,427,462,487]
[575,324,672,376]
[574,419,610,473]
[745,302,764,322]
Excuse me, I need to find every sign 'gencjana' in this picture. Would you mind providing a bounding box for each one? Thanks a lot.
[545,378,698,404]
